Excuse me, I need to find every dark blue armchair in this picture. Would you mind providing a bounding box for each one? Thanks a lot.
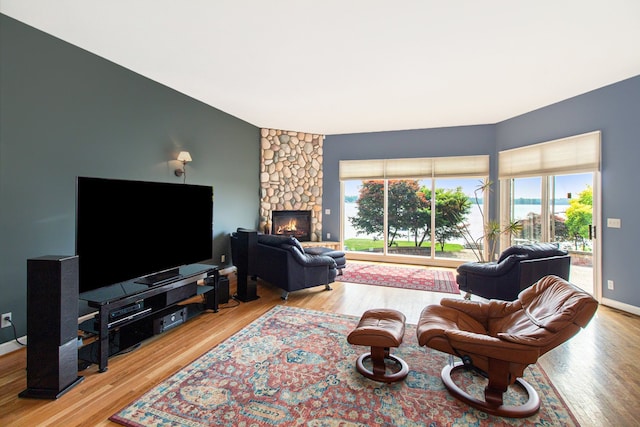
[455,243,571,300]
[230,230,337,300]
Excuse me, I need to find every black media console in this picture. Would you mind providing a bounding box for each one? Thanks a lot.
[78,264,218,372]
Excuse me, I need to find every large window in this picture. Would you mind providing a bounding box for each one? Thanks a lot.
[340,156,489,265]
[499,131,601,295]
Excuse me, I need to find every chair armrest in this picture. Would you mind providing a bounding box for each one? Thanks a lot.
[456,255,526,277]
[444,329,540,363]
[283,244,337,268]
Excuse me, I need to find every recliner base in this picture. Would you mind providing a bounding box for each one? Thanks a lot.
[355,349,409,383]
[441,362,540,418]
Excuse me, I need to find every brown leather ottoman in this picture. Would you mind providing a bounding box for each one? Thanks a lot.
[347,308,409,383]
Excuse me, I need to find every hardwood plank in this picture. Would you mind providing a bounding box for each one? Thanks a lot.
[0,265,638,426]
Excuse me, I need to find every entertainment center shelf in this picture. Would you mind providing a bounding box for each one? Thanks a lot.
[79,263,219,372]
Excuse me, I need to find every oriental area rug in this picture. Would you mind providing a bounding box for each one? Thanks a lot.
[339,263,460,294]
[111,306,578,427]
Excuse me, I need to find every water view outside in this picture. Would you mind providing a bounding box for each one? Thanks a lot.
[344,203,569,251]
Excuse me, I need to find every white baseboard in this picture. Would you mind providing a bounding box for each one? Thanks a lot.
[0,336,27,357]
[601,298,640,316]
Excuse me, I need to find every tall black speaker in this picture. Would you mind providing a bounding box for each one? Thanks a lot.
[234,229,259,302]
[20,255,84,399]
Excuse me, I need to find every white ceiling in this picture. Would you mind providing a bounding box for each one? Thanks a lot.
[3,1,640,135]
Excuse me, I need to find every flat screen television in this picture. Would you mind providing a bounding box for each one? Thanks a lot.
[76,177,213,293]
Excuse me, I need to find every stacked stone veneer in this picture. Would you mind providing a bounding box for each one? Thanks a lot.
[260,128,324,241]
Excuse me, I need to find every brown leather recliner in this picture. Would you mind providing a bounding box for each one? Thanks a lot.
[416,275,598,418]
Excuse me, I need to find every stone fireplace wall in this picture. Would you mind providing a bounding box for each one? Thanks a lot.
[260,129,324,241]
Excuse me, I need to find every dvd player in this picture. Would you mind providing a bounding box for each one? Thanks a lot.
[109,300,144,319]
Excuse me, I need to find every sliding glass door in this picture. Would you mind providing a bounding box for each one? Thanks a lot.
[505,173,595,294]
[552,173,595,294]
[510,177,542,244]
[499,132,600,296]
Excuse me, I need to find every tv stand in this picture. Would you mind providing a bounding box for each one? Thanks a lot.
[79,264,218,372]
[134,267,181,286]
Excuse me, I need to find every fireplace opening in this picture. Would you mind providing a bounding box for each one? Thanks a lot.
[271,210,312,242]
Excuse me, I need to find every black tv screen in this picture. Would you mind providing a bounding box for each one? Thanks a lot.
[76,177,213,293]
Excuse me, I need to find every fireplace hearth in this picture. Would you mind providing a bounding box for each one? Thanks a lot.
[271,210,312,242]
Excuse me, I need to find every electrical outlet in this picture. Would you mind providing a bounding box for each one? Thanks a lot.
[607,218,621,228]
[1,312,11,328]
[607,280,614,290]
[221,254,226,263]
[326,233,331,239]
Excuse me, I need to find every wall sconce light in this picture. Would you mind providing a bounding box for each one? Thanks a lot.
[174,151,192,183]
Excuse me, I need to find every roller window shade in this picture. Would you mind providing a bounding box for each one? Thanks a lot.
[384,158,433,178]
[499,131,601,179]
[434,155,490,178]
[339,159,385,180]
[339,155,489,180]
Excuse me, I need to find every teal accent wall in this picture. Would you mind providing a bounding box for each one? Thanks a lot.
[0,15,260,345]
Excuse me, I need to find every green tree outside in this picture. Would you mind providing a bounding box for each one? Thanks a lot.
[349,180,470,250]
[348,180,384,240]
[416,186,471,251]
[349,180,429,246]
[565,186,593,251]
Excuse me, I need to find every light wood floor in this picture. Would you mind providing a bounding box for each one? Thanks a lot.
[1,266,639,426]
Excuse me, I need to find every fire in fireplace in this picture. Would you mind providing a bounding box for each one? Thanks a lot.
[271,210,312,242]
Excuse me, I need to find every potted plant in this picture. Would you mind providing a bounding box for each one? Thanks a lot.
[456,179,522,262]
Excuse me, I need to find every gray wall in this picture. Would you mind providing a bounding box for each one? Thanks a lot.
[496,75,640,308]
[0,15,260,345]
